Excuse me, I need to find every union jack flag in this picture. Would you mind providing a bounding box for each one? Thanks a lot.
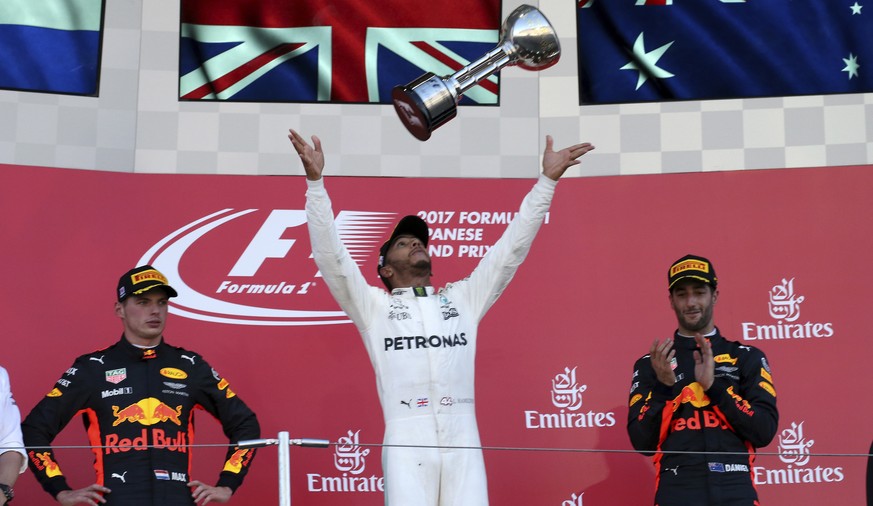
[576,0,873,104]
[417,398,429,408]
[179,0,500,104]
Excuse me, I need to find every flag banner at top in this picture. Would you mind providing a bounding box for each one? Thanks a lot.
[179,0,501,104]
[0,0,104,95]
[576,1,873,104]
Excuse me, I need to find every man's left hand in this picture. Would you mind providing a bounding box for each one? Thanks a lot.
[188,481,232,505]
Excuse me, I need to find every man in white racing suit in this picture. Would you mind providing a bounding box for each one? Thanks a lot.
[288,128,594,505]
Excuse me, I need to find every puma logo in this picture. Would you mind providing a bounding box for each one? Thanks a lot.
[400,399,412,409]
[181,355,196,364]
[90,356,105,365]
[111,471,127,483]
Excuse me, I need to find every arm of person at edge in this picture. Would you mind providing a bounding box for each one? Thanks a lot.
[0,452,22,506]
[0,367,25,506]
[289,129,594,183]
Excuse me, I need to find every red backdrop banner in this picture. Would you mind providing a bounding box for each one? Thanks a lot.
[1,163,869,504]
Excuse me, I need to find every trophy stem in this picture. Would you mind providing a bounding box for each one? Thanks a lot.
[451,42,513,96]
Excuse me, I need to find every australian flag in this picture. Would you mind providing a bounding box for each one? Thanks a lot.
[179,0,500,104]
[577,1,873,104]
[0,0,103,95]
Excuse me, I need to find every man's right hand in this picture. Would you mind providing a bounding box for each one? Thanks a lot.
[649,338,677,387]
[56,484,110,505]
[288,129,325,181]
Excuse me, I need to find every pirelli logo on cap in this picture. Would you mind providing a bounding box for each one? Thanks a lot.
[132,269,168,285]
[670,259,710,277]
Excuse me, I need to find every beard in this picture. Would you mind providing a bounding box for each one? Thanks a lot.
[409,257,432,276]
[676,303,714,332]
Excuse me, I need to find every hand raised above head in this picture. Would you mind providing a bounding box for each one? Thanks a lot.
[541,135,595,181]
[288,129,325,181]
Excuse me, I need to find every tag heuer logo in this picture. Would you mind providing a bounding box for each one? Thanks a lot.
[105,368,127,384]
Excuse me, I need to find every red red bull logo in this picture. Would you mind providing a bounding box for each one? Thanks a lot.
[726,386,756,416]
[671,410,731,432]
[29,451,63,477]
[112,397,183,426]
[104,428,188,454]
[223,448,252,474]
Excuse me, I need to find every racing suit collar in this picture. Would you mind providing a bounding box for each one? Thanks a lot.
[119,333,166,359]
[673,327,721,349]
[390,286,435,297]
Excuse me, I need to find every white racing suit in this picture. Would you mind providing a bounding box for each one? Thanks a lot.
[305,174,557,505]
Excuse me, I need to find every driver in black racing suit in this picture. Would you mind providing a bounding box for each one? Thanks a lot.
[22,265,259,505]
[627,255,778,506]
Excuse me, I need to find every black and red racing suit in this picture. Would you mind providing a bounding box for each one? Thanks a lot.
[627,328,778,506]
[22,335,260,505]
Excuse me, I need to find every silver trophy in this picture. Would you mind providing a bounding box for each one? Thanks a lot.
[392,4,560,141]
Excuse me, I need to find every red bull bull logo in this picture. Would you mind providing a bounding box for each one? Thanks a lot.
[152,402,183,424]
[223,448,251,474]
[669,383,733,432]
[112,398,183,426]
[29,451,63,477]
[672,382,710,410]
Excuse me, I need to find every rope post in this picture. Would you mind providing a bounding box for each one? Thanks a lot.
[278,431,290,506]
[237,434,330,506]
